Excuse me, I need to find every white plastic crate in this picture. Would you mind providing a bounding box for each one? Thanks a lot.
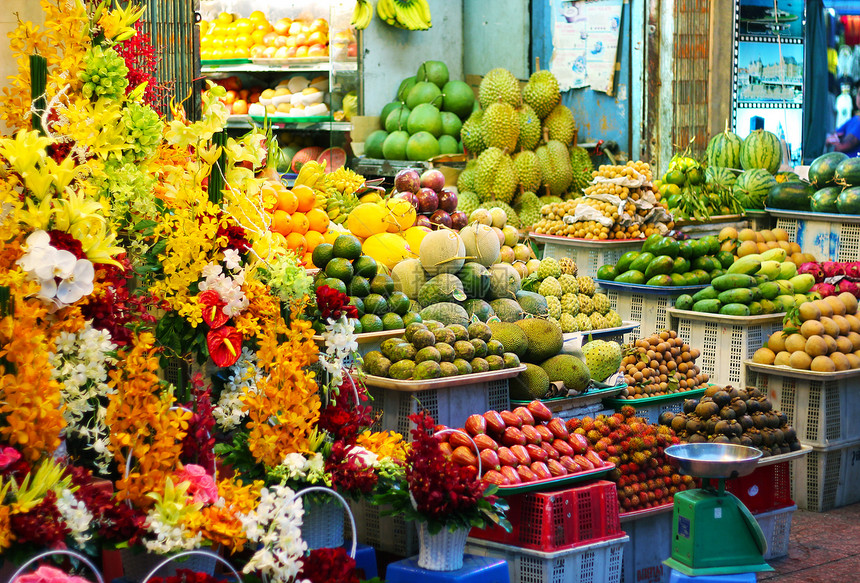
[465,534,628,583]
[789,438,860,512]
[669,309,785,388]
[613,392,700,425]
[754,504,796,560]
[534,234,643,278]
[745,368,860,446]
[366,378,511,439]
[620,508,672,583]
[773,216,860,262]
[605,290,675,344]
[347,497,418,556]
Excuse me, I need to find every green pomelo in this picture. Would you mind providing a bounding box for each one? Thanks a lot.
[440,111,463,137]
[384,106,410,133]
[382,131,409,160]
[365,130,388,159]
[406,131,440,161]
[406,81,443,110]
[416,60,449,88]
[441,80,476,119]
[407,103,443,137]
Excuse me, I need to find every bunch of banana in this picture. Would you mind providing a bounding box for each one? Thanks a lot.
[351,0,374,30]
[376,0,431,30]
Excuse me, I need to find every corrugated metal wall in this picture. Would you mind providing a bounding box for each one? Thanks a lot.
[672,0,711,158]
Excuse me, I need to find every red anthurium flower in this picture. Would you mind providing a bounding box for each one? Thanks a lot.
[206,326,243,367]
[199,290,229,328]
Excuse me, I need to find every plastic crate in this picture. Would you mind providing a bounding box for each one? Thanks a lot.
[620,507,672,583]
[465,534,628,583]
[605,290,675,343]
[347,497,418,557]
[745,368,860,446]
[366,378,510,439]
[771,216,860,262]
[670,311,784,388]
[537,236,643,278]
[789,438,860,512]
[469,480,623,551]
[725,461,793,515]
[754,504,796,560]
[609,390,705,424]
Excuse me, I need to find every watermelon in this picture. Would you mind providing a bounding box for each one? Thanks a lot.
[775,171,800,183]
[810,186,842,213]
[705,166,738,192]
[317,147,347,172]
[733,169,777,209]
[766,181,813,211]
[290,146,324,173]
[837,186,860,214]
[276,146,297,173]
[705,131,742,169]
[739,129,781,174]
[809,152,849,188]
[834,157,860,187]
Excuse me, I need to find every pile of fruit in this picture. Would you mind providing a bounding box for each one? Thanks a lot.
[618,330,709,399]
[659,386,801,455]
[597,233,727,287]
[752,292,860,372]
[207,76,263,116]
[674,248,816,316]
[435,401,610,486]
[311,233,421,334]
[365,61,473,160]
[248,75,330,119]
[520,257,625,333]
[797,260,860,298]
[390,168,466,230]
[718,226,815,268]
[574,408,696,512]
[656,153,743,220]
[200,11,333,62]
[361,320,521,380]
[805,153,860,214]
[532,162,675,240]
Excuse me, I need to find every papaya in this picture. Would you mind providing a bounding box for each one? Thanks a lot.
[693,299,721,313]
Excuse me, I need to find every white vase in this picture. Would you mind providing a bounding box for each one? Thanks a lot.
[416,522,469,571]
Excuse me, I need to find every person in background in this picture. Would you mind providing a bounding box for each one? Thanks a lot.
[827,82,860,157]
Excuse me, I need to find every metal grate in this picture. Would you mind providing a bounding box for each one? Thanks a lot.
[488,379,510,412]
[775,218,798,242]
[672,0,711,157]
[836,223,860,262]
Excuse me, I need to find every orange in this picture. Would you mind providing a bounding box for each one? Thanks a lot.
[271,210,292,236]
[306,208,330,232]
[302,252,314,267]
[290,212,310,235]
[260,184,279,212]
[293,184,316,212]
[323,230,340,244]
[304,230,325,252]
[277,189,299,214]
[286,232,307,254]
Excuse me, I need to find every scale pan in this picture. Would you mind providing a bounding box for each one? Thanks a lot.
[665,443,762,479]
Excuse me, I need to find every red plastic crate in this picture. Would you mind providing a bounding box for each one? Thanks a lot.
[725,460,793,514]
[470,479,624,552]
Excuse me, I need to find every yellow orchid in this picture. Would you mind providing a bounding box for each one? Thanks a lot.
[97,1,145,43]
[147,477,202,526]
[10,458,72,514]
[0,131,52,177]
[47,155,81,194]
[19,195,56,231]
[52,188,106,232]
[72,222,124,267]
[21,168,55,201]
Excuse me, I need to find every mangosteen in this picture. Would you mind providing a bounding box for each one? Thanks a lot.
[728,386,740,399]
[772,428,785,444]
[760,447,772,457]
[752,413,767,429]
[730,398,747,416]
[740,435,753,447]
[779,444,791,455]
[746,399,760,414]
[790,441,802,452]
[728,420,743,437]
[719,406,736,420]
[686,418,705,434]
[705,416,718,435]
[712,390,731,409]
[748,430,763,447]
[736,388,750,401]
[658,411,675,426]
[683,399,698,414]
[777,412,788,426]
[761,429,775,447]
[695,401,719,419]
[766,412,781,429]
[783,426,797,442]
[748,387,763,399]
[688,433,707,443]
[739,415,754,431]
[729,436,742,445]
[712,435,730,444]
[714,419,730,436]
[671,414,688,433]
[704,385,720,398]
[757,397,772,412]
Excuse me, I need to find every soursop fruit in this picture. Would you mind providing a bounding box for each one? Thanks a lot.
[457,191,481,216]
[535,140,574,197]
[546,296,562,319]
[475,147,517,203]
[522,70,560,119]
[540,195,564,206]
[589,312,607,330]
[578,293,593,315]
[478,68,522,108]
[547,315,560,329]
[482,102,519,152]
[558,257,578,276]
[558,274,579,295]
[461,110,485,155]
[577,276,596,296]
[605,309,623,328]
[513,151,542,194]
[517,104,542,151]
[592,292,611,315]
[581,339,623,382]
[537,257,562,279]
[543,103,576,145]
[559,313,577,333]
[538,276,563,298]
[574,313,592,332]
[560,293,580,315]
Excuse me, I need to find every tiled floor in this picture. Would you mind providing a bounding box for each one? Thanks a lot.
[759,503,860,581]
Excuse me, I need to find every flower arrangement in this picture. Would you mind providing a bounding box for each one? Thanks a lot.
[13,565,93,583]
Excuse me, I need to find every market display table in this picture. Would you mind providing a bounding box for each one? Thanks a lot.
[313,329,405,367]
[385,555,510,583]
[531,233,643,278]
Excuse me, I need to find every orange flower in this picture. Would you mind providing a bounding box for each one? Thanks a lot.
[192,477,262,553]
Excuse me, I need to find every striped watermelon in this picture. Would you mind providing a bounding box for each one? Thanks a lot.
[705,131,742,169]
[835,157,860,187]
[705,166,738,192]
[739,130,781,174]
[734,168,777,209]
[837,185,860,214]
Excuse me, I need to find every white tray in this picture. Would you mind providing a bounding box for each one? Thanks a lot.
[363,365,525,392]
[563,321,640,342]
[745,360,860,380]
[667,307,786,325]
[765,207,860,224]
[530,232,645,248]
[756,444,813,467]
[313,329,404,346]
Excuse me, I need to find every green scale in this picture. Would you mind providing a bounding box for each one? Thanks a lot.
[663,443,774,577]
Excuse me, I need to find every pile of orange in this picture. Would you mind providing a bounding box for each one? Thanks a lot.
[200,10,329,62]
[261,180,331,265]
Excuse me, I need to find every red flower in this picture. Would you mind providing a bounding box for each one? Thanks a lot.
[216,224,251,253]
[298,547,359,583]
[179,377,216,474]
[66,465,146,544]
[149,569,223,583]
[198,290,229,328]
[9,490,69,547]
[326,441,378,495]
[318,379,374,444]
[206,326,242,367]
[47,230,86,260]
[315,286,358,321]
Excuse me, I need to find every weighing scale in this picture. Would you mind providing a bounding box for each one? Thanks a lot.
[662,443,773,577]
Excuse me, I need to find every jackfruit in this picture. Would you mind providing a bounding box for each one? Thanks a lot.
[522,70,560,119]
[513,151,542,194]
[535,140,573,197]
[509,362,550,400]
[543,104,576,145]
[540,354,590,393]
[481,102,518,152]
[460,110,485,155]
[478,68,522,109]
[517,104,541,151]
[515,318,563,363]
[474,147,517,203]
[487,320,528,357]
[514,191,542,229]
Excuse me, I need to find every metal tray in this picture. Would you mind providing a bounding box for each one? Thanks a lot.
[744,360,860,380]
[363,365,526,392]
[596,279,707,295]
[765,207,860,224]
[756,444,812,467]
[200,58,252,66]
[251,57,330,66]
[562,321,639,342]
[667,307,786,325]
[604,387,707,407]
[510,383,629,407]
[619,502,674,522]
[313,329,404,346]
[494,464,615,495]
[529,233,645,248]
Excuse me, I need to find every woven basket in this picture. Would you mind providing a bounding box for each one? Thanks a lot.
[303,497,345,550]
[416,523,470,571]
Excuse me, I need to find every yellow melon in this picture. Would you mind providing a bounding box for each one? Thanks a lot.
[362,232,415,269]
[347,202,389,239]
[384,198,417,232]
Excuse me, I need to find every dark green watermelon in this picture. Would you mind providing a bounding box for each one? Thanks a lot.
[705,166,738,192]
[811,186,842,213]
[766,181,814,211]
[734,168,777,209]
[837,186,860,215]
[835,158,860,187]
[809,152,849,188]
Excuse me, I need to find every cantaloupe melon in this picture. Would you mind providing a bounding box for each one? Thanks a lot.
[459,223,501,266]
[348,203,389,239]
[419,230,467,276]
[362,232,414,269]
[384,198,417,232]
[488,263,521,299]
[391,258,428,299]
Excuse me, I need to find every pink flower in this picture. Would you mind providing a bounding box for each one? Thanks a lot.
[14,565,92,583]
[175,464,218,505]
[0,447,21,470]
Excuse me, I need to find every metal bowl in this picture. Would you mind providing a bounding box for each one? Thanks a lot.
[665,443,762,479]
